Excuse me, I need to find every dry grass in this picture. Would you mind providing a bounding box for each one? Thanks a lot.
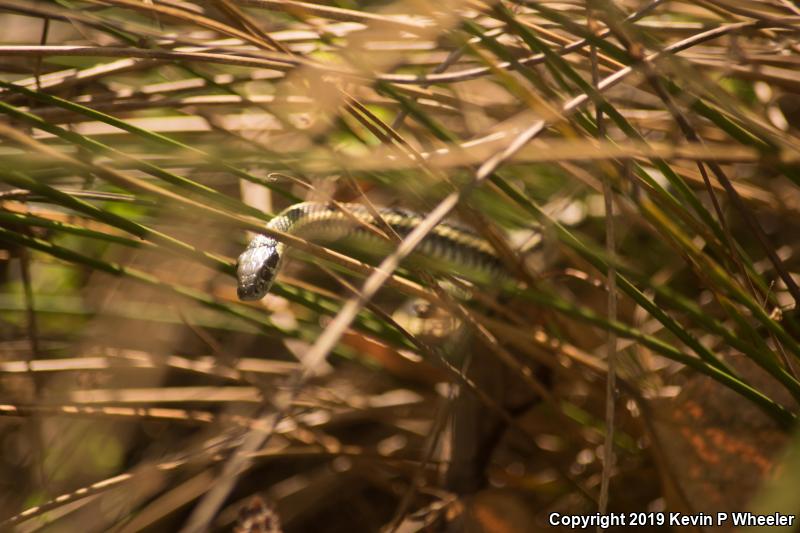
[1,0,800,531]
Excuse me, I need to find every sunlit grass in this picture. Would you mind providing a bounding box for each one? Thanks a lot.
[1,0,799,529]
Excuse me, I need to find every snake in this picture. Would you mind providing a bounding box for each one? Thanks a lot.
[236,202,511,301]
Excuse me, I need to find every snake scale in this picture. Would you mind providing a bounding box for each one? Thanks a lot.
[236,202,510,301]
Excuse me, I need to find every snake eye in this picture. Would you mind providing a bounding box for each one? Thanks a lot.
[266,255,279,269]
[259,267,271,280]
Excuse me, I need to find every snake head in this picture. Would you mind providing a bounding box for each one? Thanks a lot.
[236,235,282,301]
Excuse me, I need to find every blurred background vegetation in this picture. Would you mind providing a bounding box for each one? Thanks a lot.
[1,0,800,531]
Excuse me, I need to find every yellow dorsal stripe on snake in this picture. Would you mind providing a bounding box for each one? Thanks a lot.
[236,202,512,301]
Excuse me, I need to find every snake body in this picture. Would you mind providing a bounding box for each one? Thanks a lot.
[236,202,508,301]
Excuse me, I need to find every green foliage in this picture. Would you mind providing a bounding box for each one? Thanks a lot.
[1,0,799,529]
